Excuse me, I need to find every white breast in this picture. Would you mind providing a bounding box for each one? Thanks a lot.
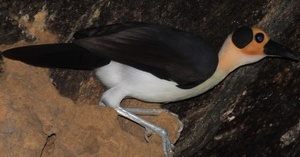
[95,61,227,103]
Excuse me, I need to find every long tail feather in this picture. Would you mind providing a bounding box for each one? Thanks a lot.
[2,43,109,70]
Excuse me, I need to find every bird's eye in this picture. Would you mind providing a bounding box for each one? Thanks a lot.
[255,33,264,43]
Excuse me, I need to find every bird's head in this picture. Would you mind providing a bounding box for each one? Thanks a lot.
[218,26,298,72]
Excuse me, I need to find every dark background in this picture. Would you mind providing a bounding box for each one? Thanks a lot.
[1,1,299,156]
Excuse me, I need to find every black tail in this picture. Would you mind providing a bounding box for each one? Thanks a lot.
[2,43,109,70]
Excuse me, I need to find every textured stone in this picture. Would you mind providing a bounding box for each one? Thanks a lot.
[1,0,300,157]
[0,13,180,156]
[0,55,180,157]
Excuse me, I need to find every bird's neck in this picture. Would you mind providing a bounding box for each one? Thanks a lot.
[216,37,264,74]
[184,39,242,96]
[217,41,245,73]
[186,37,264,98]
[186,45,244,97]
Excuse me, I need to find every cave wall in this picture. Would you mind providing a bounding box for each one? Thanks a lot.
[1,0,300,156]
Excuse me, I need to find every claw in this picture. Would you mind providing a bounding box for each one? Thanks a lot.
[162,110,184,140]
[144,127,153,142]
[177,120,184,139]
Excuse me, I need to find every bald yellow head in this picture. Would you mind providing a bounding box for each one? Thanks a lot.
[239,28,269,56]
[217,26,298,72]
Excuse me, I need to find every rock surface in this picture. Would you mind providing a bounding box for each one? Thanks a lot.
[0,54,180,157]
[0,12,180,157]
[1,0,300,157]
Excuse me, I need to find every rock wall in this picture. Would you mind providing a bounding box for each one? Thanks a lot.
[1,0,300,156]
[0,54,180,157]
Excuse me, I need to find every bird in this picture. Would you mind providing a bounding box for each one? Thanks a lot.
[1,22,298,157]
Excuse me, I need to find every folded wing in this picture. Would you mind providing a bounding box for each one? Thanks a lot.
[74,22,218,89]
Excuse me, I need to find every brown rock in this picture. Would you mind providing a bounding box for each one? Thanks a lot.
[1,0,300,156]
[0,13,181,155]
[0,57,180,157]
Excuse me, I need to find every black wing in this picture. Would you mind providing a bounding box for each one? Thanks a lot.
[73,22,218,89]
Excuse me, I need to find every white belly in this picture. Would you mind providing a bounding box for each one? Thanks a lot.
[95,61,225,103]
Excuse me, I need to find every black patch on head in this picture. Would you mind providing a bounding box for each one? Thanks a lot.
[232,26,253,49]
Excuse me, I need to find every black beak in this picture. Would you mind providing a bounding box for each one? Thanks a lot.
[264,40,299,61]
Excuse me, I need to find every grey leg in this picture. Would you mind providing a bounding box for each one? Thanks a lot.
[115,107,174,157]
[100,88,174,157]
[124,107,184,142]
[123,107,167,116]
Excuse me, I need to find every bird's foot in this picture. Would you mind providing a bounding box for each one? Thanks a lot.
[115,107,174,157]
[124,107,183,145]
[144,127,174,156]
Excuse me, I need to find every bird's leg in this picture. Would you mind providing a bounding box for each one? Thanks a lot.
[115,107,174,157]
[100,88,174,156]
[123,107,184,145]
[123,107,167,116]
